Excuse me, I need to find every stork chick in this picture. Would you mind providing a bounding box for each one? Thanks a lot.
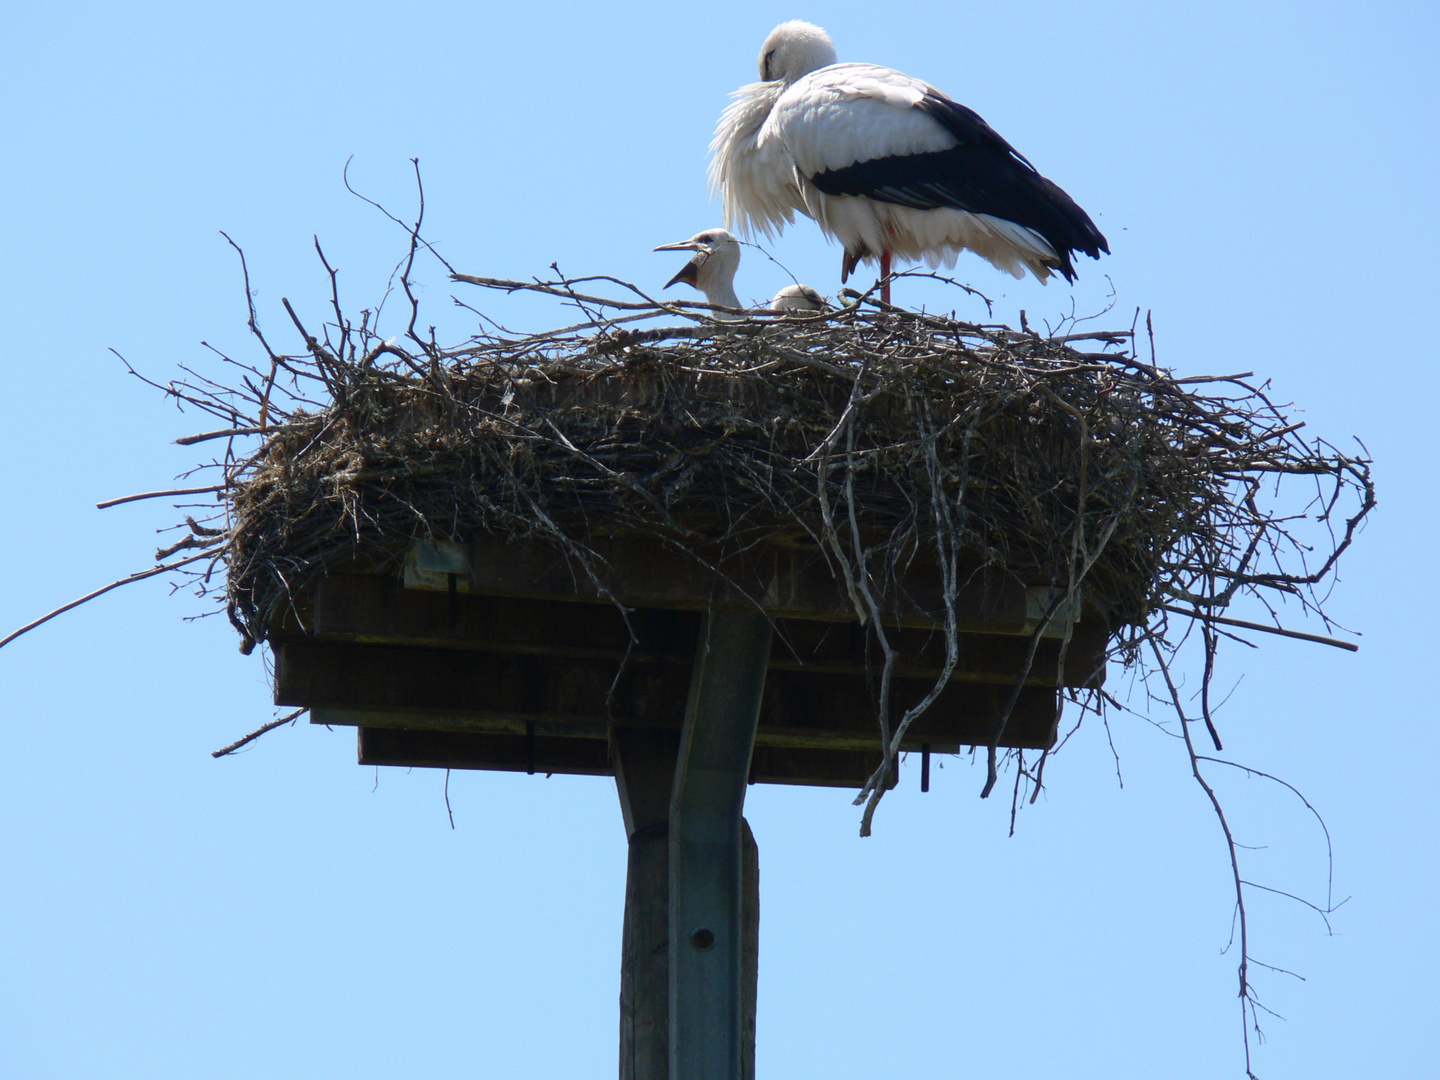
[654,229,744,319]
[769,283,827,314]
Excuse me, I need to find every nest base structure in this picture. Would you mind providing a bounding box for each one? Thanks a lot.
[271,532,1105,785]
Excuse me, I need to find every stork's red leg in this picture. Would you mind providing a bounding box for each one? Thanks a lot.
[880,251,892,306]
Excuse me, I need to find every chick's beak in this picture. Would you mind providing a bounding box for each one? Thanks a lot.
[655,240,706,291]
[664,259,702,290]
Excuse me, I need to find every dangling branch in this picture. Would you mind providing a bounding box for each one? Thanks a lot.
[212,708,307,757]
[0,552,216,652]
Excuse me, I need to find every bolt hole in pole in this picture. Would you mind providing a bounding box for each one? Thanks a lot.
[691,927,716,949]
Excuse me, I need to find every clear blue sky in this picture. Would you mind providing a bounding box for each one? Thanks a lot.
[1,2,1435,1077]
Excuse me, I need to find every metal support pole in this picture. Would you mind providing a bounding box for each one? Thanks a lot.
[669,610,772,1080]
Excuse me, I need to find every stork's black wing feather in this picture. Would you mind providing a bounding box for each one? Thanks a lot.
[809,90,1109,280]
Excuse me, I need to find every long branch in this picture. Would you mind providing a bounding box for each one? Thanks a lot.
[0,553,214,651]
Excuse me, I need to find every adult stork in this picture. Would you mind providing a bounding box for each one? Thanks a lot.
[710,20,1109,305]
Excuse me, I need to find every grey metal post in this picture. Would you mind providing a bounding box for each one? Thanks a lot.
[669,609,772,1080]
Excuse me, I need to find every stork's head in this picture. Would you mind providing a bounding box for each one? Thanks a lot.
[758,20,837,84]
[654,229,742,302]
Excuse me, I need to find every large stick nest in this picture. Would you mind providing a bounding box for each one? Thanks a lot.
[145,253,1370,829]
[205,280,1367,659]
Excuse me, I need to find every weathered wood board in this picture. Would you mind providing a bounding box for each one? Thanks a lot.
[268,571,1106,787]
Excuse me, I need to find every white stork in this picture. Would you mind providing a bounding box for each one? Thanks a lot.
[654,228,745,318]
[769,283,826,313]
[710,20,1109,305]
[655,228,825,319]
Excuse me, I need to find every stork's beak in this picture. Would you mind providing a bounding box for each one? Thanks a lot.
[655,240,705,291]
[663,259,702,290]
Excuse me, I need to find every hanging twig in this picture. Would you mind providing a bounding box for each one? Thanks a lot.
[212,708,307,757]
[1158,604,1359,651]
[98,484,227,509]
[0,553,214,651]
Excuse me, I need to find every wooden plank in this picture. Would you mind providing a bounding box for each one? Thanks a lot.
[353,724,1034,789]
[316,699,1059,754]
[760,672,1059,750]
[283,641,1062,749]
[462,532,1029,630]
[317,574,696,661]
[775,613,1107,688]
[310,575,1106,687]
[355,726,912,790]
[750,745,897,788]
[357,726,612,775]
[314,708,611,740]
[279,641,691,723]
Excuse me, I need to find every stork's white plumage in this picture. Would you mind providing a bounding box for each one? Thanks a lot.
[654,228,744,319]
[710,21,1109,303]
[769,283,826,313]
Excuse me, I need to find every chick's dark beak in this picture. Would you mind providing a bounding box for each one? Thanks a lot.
[655,240,706,292]
[664,257,702,291]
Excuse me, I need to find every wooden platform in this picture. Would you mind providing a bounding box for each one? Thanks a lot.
[267,536,1107,788]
